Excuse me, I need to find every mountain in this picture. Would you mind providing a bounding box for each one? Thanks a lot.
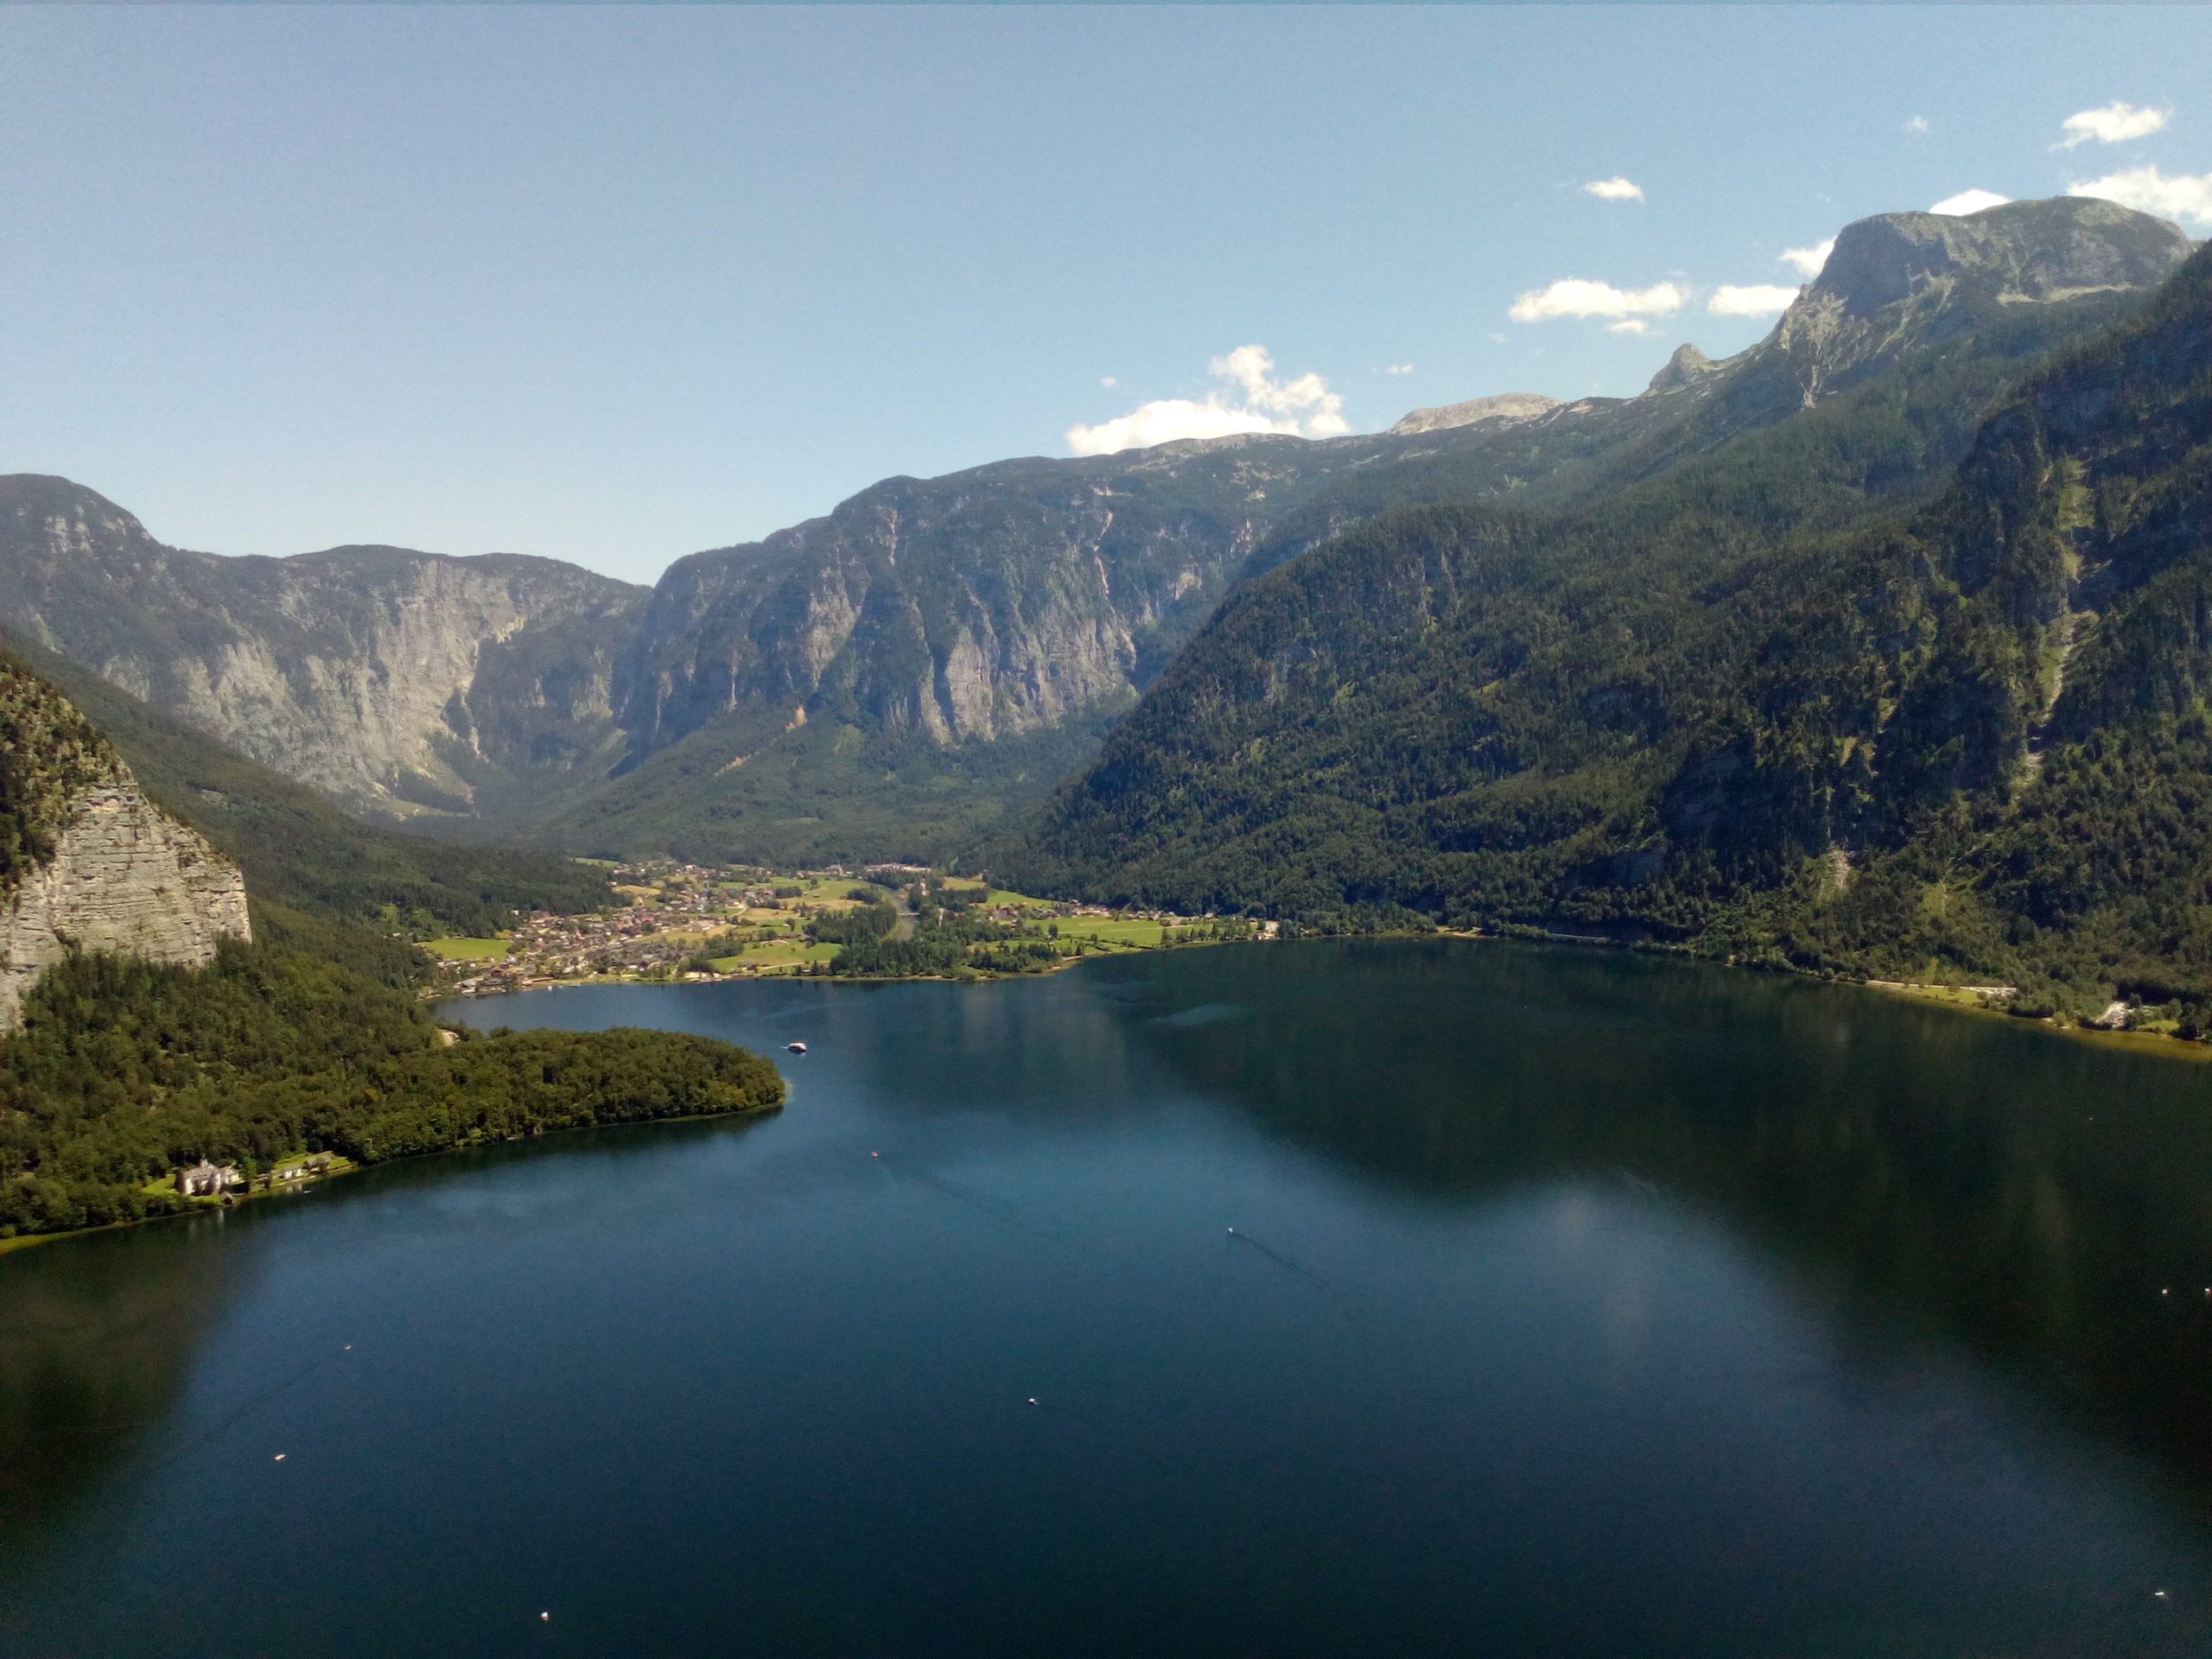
[1388,393,1560,435]
[2,197,2191,866]
[0,475,649,823]
[994,225,2212,1022]
[0,653,248,1031]
[0,628,614,940]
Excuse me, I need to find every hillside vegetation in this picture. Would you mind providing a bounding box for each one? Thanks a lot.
[0,941,782,1239]
[1000,236,2212,1026]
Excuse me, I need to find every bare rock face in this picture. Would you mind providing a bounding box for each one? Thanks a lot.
[0,476,649,823]
[615,454,1311,760]
[1644,345,1721,395]
[1765,197,2196,402]
[1388,393,1560,436]
[1,737,249,1034]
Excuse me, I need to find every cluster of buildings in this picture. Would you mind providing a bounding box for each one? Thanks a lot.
[438,863,840,995]
[432,862,1281,999]
[172,1153,335,1200]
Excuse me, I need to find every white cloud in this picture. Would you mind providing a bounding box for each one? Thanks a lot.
[1607,320,1650,335]
[2068,164,2212,226]
[1903,116,1930,138]
[1383,363,1414,374]
[2058,101,2170,149]
[1100,376,1116,388]
[1929,188,2011,216]
[1581,176,1645,202]
[1065,345,1347,456]
[1779,238,1834,278]
[1509,277,1685,324]
[1709,284,1800,316]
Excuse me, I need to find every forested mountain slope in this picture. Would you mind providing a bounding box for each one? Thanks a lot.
[3,199,2190,865]
[999,232,2212,1022]
[531,200,2191,862]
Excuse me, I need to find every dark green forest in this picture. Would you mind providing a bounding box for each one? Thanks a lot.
[0,940,783,1239]
[997,238,2212,1026]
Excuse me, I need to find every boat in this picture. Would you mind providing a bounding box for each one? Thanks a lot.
[787,1041,807,1054]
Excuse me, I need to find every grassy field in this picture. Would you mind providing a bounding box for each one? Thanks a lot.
[422,937,511,961]
[709,939,842,972]
[1058,917,1166,948]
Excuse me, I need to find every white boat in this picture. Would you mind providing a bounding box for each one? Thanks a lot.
[787,1041,807,1054]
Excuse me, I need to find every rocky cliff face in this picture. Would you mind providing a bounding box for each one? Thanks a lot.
[0,477,649,822]
[1,660,249,1032]
[1762,197,2195,404]
[613,442,1326,763]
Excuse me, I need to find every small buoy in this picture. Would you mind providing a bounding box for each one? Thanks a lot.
[2155,1589,2169,1599]
[273,1453,285,1461]
[541,1611,551,1621]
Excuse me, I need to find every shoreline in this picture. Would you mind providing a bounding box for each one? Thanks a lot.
[448,928,2212,1063]
[1848,975,2212,1061]
[0,1098,783,1258]
[24,932,2201,1260]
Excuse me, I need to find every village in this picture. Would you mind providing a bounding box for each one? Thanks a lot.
[427,861,1268,995]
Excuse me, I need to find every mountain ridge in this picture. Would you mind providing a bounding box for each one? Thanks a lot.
[2,196,2193,867]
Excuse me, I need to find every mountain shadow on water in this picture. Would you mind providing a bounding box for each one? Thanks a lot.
[1096,939,2212,1516]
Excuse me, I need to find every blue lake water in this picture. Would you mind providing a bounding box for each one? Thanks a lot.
[7,938,2212,1656]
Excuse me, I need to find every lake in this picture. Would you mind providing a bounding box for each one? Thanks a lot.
[7,938,2212,1656]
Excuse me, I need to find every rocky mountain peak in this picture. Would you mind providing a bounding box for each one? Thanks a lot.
[1745,195,2196,406]
[1644,344,1721,395]
[1389,392,1560,436]
[1809,196,2195,321]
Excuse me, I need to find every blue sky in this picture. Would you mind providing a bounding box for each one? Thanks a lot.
[3,6,2208,584]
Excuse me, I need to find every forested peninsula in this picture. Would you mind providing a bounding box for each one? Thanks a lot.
[0,652,784,1244]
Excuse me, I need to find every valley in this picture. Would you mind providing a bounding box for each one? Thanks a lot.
[427,861,1255,994]
[10,191,2212,1257]
[11,10,2212,1649]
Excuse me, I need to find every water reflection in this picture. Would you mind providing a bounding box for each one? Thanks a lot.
[0,1214,246,1550]
[1095,939,2212,1511]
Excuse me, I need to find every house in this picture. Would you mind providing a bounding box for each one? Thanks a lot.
[175,1160,241,1198]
